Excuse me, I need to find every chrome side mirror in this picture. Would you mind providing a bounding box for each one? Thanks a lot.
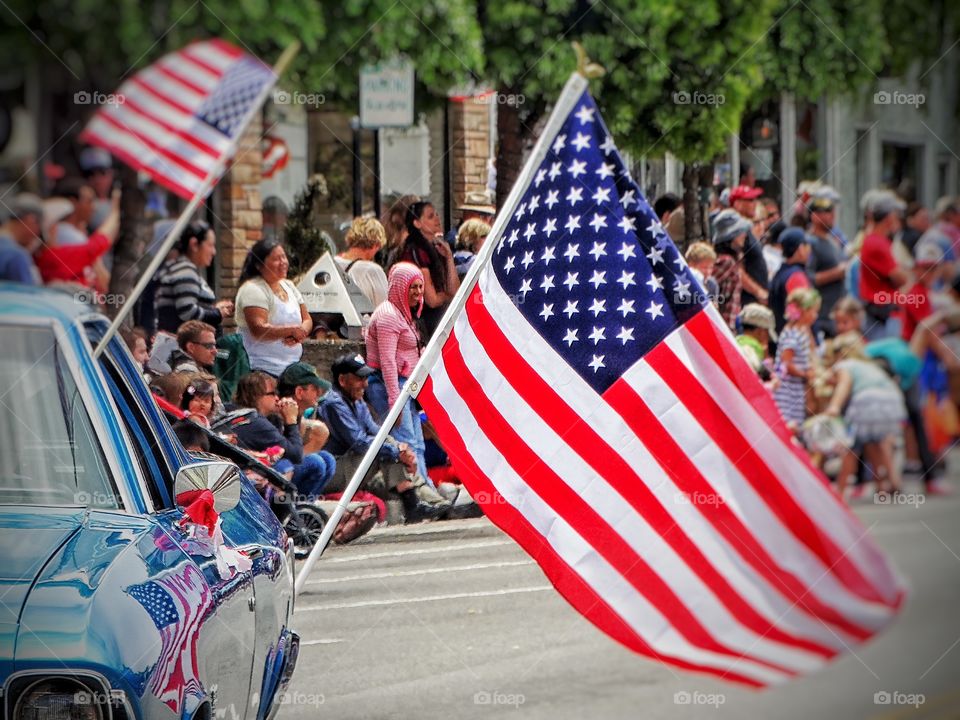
[174,460,242,513]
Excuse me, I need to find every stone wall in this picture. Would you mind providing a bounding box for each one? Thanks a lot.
[215,115,264,317]
[301,338,366,383]
[448,98,492,214]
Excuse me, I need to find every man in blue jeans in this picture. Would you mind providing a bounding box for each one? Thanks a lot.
[320,353,450,523]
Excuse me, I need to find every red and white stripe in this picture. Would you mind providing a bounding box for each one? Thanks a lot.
[151,565,212,714]
[262,135,290,179]
[79,39,263,200]
[418,269,906,687]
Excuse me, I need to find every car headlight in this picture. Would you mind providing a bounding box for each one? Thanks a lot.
[13,679,104,720]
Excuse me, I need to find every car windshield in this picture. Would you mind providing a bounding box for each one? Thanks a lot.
[0,324,118,508]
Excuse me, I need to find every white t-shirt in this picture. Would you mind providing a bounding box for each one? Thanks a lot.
[334,255,388,308]
[235,277,306,376]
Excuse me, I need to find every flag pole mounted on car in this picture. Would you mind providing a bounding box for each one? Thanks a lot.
[91,40,301,358]
[294,49,603,595]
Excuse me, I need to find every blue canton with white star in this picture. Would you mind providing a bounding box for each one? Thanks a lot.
[195,56,275,137]
[492,90,704,394]
[128,581,179,630]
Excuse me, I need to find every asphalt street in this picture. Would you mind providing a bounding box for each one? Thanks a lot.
[284,473,960,720]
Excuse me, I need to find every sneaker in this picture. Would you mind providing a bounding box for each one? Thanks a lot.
[401,490,448,523]
[925,479,954,496]
[902,459,923,476]
[415,482,452,508]
[445,487,485,519]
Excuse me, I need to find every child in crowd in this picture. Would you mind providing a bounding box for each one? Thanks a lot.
[684,241,719,304]
[736,303,776,383]
[823,332,906,500]
[180,379,217,428]
[773,287,821,428]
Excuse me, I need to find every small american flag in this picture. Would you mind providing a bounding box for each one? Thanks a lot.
[127,564,213,713]
[416,75,905,687]
[80,39,276,199]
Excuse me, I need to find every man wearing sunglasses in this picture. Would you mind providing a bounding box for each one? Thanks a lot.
[172,320,219,373]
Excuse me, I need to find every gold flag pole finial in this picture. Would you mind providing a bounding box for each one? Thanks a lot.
[573,41,606,79]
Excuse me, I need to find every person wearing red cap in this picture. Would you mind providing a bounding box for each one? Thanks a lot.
[730,185,770,307]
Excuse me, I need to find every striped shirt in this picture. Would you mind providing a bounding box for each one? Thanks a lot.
[155,257,221,334]
[773,325,811,425]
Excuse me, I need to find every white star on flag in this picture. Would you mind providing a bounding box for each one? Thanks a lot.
[589,241,607,260]
[645,301,664,320]
[589,213,608,233]
[575,105,596,124]
[646,246,665,265]
[572,132,592,151]
[592,187,612,204]
[617,242,637,260]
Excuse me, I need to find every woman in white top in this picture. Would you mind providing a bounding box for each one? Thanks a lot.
[334,217,389,307]
[235,238,312,377]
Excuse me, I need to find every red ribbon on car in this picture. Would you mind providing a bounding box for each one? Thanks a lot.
[176,489,218,535]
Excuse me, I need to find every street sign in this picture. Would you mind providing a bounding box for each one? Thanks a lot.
[360,60,414,128]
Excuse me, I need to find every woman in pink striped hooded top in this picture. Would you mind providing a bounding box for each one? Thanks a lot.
[364,261,432,481]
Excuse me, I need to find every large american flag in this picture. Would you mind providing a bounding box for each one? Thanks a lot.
[80,39,276,199]
[127,564,213,713]
[415,76,905,687]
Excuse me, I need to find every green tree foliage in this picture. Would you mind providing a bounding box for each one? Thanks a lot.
[284,175,335,279]
[755,0,888,102]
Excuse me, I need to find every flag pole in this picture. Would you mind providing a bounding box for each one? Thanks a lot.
[93,41,301,358]
[293,71,589,597]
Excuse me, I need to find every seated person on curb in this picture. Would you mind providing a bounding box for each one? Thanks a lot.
[276,361,337,495]
[171,320,218,373]
[319,353,451,523]
[231,371,335,501]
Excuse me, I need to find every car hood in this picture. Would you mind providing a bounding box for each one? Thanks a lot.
[0,508,86,627]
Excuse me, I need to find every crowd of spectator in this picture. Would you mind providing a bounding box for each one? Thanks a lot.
[673,175,960,500]
[6,145,955,513]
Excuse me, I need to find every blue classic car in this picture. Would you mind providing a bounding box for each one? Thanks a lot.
[0,285,299,720]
